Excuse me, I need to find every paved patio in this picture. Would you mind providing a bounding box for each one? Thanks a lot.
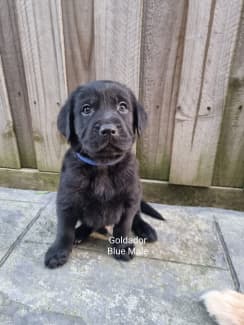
[0,187,243,324]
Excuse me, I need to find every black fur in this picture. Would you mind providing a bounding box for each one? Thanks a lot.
[45,80,163,268]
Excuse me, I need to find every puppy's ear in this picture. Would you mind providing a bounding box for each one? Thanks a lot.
[133,97,147,136]
[57,92,75,142]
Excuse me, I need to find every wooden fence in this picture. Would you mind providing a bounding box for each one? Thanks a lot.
[0,0,243,209]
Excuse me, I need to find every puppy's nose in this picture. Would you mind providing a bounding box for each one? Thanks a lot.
[99,123,118,136]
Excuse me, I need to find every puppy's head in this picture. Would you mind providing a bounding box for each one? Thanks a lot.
[58,80,147,162]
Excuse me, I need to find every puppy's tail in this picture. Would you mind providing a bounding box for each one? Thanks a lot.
[200,290,244,325]
[140,200,165,221]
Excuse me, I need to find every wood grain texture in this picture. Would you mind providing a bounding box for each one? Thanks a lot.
[0,0,243,193]
[213,6,244,188]
[16,0,67,172]
[62,0,95,92]
[94,0,143,95]
[170,0,242,186]
[0,56,20,168]
[0,0,36,168]
[137,0,186,180]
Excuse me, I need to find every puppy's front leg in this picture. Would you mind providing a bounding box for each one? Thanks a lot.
[45,209,77,268]
[112,210,136,262]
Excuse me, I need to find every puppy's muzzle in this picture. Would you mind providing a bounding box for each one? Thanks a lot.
[99,123,119,137]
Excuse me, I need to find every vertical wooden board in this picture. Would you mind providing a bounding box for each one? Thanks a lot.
[0,0,36,168]
[16,0,68,172]
[170,0,242,186]
[62,0,95,93]
[94,0,143,95]
[213,6,244,188]
[0,56,20,168]
[137,0,186,180]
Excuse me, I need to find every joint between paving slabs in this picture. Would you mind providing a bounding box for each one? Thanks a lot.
[214,218,241,292]
[0,196,54,268]
[0,289,86,323]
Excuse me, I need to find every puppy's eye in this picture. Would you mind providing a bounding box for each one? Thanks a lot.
[81,104,93,116]
[117,102,128,114]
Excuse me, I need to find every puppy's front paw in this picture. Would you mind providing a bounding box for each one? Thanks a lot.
[112,243,135,261]
[45,245,70,269]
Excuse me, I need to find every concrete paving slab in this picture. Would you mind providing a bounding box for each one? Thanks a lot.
[138,211,225,268]
[1,188,243,324]
[0,187,52,204]
[0,241,233,325]
[0,201,42,262]
[0,291,85,325]
[25,201,227,269]
[215,215,244,291]
[186,205,244,221]
[158,204,244,290]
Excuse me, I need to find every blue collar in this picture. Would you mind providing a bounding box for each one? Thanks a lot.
[75,152,125,167]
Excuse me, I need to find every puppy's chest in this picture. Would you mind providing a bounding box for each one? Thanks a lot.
[91,169,122,201]
[78,170,126,227]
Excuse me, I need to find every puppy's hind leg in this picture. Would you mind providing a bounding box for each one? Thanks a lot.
[74,224,93,244]
[132,213,157,242]
[74,225,108,244]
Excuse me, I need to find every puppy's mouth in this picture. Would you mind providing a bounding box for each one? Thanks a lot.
[88,143,125,158]
[86,135,132,152]
[81,140,130,165]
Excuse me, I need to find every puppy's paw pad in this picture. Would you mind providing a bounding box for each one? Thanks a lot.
[112,243,135,261]
[45,246,70,269]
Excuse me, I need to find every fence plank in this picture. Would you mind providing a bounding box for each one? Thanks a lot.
[0,56,20,168]
[62,0,95,93]
[213,6,244,188]
[16,0,67,172]
[170,0,242,186]
[94,0,143,95]
[137,0,186,180]
[0,0,36,168]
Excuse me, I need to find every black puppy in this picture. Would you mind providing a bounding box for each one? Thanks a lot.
[45,80,164,268]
